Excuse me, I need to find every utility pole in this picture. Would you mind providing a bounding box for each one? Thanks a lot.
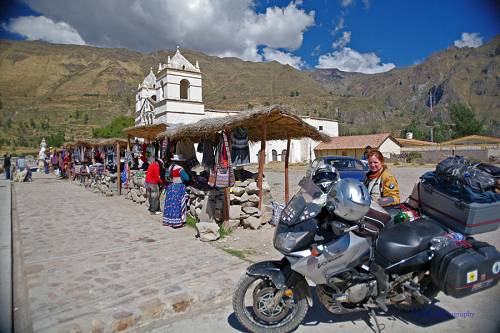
[429,89,434,142]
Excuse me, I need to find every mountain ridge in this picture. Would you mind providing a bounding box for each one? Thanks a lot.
[0,36,498,149]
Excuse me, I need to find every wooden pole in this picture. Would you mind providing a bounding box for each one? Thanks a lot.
[257,123,267,210]
[127,135,131,185]
[116,141,121,195]
[223,188,230,229]
[285,138,291,204]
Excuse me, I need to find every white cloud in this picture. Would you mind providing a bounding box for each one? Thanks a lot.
[311,44,321,56]
[21,0,315,62]
[341,0,354,7]
[454,32,483,48]
[332,31,351,49]
[316,47,395,74]
[332,16,344,34]
[262,47,305,69]
[3,15,85,45]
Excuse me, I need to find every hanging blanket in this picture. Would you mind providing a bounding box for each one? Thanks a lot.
[163,183,188,228]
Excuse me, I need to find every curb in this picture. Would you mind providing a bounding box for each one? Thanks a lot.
[0,180,12,333]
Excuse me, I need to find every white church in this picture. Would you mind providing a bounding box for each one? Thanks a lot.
[135,47,338,163]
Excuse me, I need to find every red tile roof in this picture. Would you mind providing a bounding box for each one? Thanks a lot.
[314,133,398,150]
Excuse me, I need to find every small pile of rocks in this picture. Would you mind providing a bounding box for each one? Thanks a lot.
[189,178,273,242]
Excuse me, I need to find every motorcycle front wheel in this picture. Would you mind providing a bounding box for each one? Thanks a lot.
[232,274,308,333]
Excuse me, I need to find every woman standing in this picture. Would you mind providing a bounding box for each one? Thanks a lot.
[163,154,190,228]
[364,149,400,207]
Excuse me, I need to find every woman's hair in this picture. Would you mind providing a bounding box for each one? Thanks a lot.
[367,149,385,164]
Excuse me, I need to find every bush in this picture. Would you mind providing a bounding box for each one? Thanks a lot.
[407,152,422,163]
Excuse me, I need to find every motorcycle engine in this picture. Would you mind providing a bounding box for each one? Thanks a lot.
[317,282,374,314]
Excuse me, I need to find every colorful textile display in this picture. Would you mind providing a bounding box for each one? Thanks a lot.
[231,127,250,166]
[215,131,234,188]
[163,183,188,228]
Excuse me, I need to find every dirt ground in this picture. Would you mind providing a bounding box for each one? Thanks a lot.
[212,164,435,263]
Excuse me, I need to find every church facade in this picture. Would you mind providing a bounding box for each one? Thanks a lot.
[135,48,338,163]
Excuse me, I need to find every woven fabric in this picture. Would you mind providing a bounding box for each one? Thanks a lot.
[163,183,188,228]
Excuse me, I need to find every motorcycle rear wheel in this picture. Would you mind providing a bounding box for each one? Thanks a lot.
[232,274,308,333]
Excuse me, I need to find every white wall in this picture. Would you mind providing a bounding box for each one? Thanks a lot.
[301,117,339,137]
[157,71,203,102]
[379,138,401,157]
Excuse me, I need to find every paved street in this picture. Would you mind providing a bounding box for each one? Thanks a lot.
[7,167,500,333]
[11,173,246,333]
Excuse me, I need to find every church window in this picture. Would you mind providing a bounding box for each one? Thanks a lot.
[281,150,287,161]
[272,150,278,161]
[180,79,190,100]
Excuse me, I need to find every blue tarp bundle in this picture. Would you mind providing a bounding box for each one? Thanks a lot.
[421,171,500,204]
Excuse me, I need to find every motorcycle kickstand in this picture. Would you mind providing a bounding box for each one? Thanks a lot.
[364,305,385,333]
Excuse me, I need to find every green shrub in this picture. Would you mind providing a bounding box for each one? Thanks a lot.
[407,152,422,163]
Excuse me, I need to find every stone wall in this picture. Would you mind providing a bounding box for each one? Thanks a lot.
[77,173,118,197]
[122,171,148,205]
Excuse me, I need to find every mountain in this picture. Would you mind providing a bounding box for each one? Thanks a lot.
[309,36,500,135]
[0,37,498,150]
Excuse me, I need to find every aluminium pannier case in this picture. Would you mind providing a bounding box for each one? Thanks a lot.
[419,182,500,235]
[430,239,500,298]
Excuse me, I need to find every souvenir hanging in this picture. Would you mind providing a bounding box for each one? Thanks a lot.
[231,127,250,166]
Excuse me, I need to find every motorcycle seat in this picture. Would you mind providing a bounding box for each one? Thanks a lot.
[375,219,446,265]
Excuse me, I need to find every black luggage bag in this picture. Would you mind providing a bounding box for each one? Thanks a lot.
[430,239,500,298]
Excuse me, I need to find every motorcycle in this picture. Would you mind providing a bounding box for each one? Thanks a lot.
[232,164,500,333]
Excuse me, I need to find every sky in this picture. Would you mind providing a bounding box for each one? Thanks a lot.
[0,0,499,73]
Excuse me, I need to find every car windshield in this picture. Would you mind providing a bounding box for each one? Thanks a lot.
[326,158,365,171]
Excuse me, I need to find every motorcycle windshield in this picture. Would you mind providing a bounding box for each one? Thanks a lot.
[279,177,325,226]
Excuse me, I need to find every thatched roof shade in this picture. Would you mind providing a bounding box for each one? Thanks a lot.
[71,138,128,148]
[123,123,168,141]
[89,138,128,148]
[156,105,331,142]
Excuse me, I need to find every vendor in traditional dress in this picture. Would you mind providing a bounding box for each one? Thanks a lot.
[163,154,190,228]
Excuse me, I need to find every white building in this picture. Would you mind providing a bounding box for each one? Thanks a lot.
[135,47,338,163]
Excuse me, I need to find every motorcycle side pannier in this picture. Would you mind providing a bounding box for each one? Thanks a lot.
[430,239,500,298]
[419,182,500,235]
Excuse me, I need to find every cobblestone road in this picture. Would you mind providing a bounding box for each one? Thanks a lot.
[13,173,246,333]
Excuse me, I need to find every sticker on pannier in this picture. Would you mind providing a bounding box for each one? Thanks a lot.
[466,270,478,283]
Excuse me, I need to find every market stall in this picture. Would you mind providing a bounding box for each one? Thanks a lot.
[121,123,169,205]
[67,138,127,195]
[156,105,330,232]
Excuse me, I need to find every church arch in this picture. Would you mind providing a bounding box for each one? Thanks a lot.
[180,79,190,100]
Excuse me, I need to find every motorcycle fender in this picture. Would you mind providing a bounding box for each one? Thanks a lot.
[247,261,287,289]
[246,261,313,307]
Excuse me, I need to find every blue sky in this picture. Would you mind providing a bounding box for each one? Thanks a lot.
[1,0,498,73]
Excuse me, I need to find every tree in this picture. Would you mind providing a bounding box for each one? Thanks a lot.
[92,116,134,138]
[47,131,65,147]
[450,103,483,138]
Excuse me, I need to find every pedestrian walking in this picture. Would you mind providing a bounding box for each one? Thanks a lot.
[3,153,11,180]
